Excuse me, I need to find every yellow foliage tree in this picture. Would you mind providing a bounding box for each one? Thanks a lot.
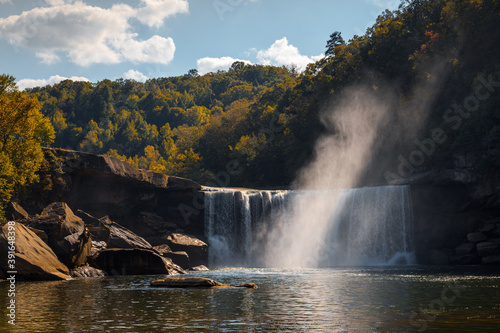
[0,75,55,218]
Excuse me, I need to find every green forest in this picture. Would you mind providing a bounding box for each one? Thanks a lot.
[2,0,500,208]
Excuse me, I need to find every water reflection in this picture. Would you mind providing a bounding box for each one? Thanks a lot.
[1,267,499,332]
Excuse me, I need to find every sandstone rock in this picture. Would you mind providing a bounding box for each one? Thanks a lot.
[6,202,29,220]
[455,242,476,256]
[107,221,153,250]
[150,276,257,289]
[476,242,500,257]
[75,209,101,227]
[0,222,70,280]
[467,232,488,243]
[88,226,110,244]
[164,233,208,267]
[163,251,190,270]
[29,202,92,268]
[139,212,178,234]
[28,227,49,244]
[93,248,176,276]
[160,256,187,275]
[70,265,107,278]
[44,148,201,191]
[153,244,190,270]
[38,148,205,238]
[482,254,500,265]
[191,265,209,271]
[91,241,108,257]
[153,244,171,254]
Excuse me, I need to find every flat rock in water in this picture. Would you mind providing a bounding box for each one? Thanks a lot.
[190,265,209,271]
[150,276,257,289]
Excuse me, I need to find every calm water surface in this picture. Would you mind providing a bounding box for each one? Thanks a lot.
[1,266,500,332]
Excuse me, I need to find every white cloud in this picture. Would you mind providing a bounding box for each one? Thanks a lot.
[0,1,187,66]
[36,50,61,65]
[0,0,13,4]
[123,69,148,82]
[197,56,252,75]
[136,0,189,28]
[16,75,90,90]
[256,37,323,71]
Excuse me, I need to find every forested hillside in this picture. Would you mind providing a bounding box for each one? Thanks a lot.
[26,0,500,188]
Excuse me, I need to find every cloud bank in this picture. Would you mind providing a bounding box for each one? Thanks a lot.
[17,74,90,90]
[0,0,188,66]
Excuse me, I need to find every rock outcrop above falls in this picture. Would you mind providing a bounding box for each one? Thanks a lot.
[35,148,205,237]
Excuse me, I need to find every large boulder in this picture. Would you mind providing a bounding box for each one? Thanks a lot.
[29,202,92,268]
[476,242,500,257]
[153,244,190,269]
[467,232,488,244]
[455,242,476,256]
[106,220,153,250]
[164,233,208,267]
[0,222,70,280]
[163,251,190,270]
[6,202,29,220]
[93,248,180,276]
[70,265,107,278]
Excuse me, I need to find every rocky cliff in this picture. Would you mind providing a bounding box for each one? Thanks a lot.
[22,148,205,239]
[404,169,500,265]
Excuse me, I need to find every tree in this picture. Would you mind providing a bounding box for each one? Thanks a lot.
[0,75,55,218]
[187,69,199,77]
[325,31,345,57]
[0,75,16,95]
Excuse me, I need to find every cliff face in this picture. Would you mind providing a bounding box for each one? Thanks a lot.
[23,148,205,239]
[407,169,500,264]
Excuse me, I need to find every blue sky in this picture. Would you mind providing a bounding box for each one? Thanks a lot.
[0,0,400,89]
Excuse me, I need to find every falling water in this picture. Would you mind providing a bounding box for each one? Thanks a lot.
[204,186,415,268]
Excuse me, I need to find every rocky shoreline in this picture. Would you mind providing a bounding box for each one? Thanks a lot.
[0,201,208,280]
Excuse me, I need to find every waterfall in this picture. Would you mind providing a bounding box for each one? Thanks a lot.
[204,186,415,268]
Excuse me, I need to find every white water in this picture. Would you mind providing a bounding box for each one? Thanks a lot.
[204,186,415,268]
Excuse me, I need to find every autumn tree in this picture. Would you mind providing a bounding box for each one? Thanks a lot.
[0,75,55,218]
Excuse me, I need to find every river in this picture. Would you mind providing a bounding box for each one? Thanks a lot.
[1,266,499,332]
